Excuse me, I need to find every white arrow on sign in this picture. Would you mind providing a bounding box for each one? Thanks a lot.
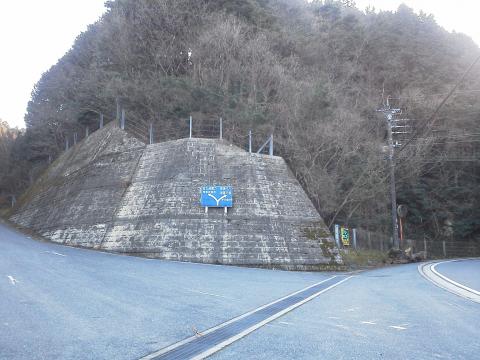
[207,193,227,206]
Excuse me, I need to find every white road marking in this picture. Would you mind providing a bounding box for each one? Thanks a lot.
[361,321,376,325]
[328,316,340,319]
[51,251,66,257]
[190,276,354,360]
[185,289,233,300]
[43,251,66,256]
[278,321,291,325]
[7,276,18,285]
[431,261,480,295]
[142,276,353,360]
[419,260,480,304]
[346,307,359,312]
[389,325,407,330]
[335,324,350,329]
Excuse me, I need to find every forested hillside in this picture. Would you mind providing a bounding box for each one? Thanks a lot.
[2,0,479,245]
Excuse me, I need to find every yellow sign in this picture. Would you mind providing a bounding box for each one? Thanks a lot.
[341,227,350,246]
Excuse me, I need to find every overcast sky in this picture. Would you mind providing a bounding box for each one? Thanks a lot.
[1,0,479,128]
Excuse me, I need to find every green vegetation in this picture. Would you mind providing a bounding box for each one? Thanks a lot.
[303,227,331,240]
[341,249,388,269]
[1,0,478,249]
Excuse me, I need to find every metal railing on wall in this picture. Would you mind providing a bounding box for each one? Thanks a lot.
[55,105,276,171]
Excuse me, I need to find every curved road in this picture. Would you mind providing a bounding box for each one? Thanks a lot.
[435,259,480,292]
[1,221,479,359]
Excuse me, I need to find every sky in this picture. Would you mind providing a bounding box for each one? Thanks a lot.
[1,0,479,129]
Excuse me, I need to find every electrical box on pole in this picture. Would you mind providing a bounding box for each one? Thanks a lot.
[377,99,402,249]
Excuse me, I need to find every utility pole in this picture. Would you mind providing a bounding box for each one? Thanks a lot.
[378,98,401,249]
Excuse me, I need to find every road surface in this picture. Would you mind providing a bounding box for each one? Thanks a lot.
[0,221,479,359]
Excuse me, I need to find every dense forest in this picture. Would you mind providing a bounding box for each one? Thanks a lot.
[1,0,479,246]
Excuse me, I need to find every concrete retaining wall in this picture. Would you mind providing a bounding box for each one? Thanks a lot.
[10,124,340,269]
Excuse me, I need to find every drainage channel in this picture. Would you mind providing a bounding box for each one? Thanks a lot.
[140,275,352,360]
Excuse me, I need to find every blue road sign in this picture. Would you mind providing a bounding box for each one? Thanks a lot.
[201,186,233,207]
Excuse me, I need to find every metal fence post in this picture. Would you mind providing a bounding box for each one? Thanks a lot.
[10,195,16,208]
[334,224,340,248]
[269,134,273,156]
[73,132,77,145]
[424,237,428,259]
[85,126,89,138]
[65,138,69,151]
[116,97,121,126]
[249,130,252,154]
[121,109,125,130]
[219,117,223,140]
[189,116,192,138]
[149,123,153,145]
[353,228,357,249]
[99,113,104,129]
[442,240,446,258]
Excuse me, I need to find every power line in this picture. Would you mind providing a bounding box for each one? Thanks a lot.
[388,89,480,101]
[397,53,480,155]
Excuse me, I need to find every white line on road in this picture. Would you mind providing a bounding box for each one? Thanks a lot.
[419,260,480,304]
[431,261,480,296]
[7,276,18,285]
[51,251,66,257]
[185,289,233,300]
[43,251,66,257]
[141,276,353,360]
[361,321,376,325]
[389,325,407,330]
[191,276,354,360]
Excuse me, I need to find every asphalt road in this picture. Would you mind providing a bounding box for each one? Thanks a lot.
[1,222,479,359]
[435,259,480,291]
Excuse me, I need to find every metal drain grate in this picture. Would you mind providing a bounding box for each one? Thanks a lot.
[141,275,352,360]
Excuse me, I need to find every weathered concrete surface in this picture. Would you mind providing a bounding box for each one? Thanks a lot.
[10,124,340,269]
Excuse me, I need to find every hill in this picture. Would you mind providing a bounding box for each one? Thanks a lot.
[2,0,479,245]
